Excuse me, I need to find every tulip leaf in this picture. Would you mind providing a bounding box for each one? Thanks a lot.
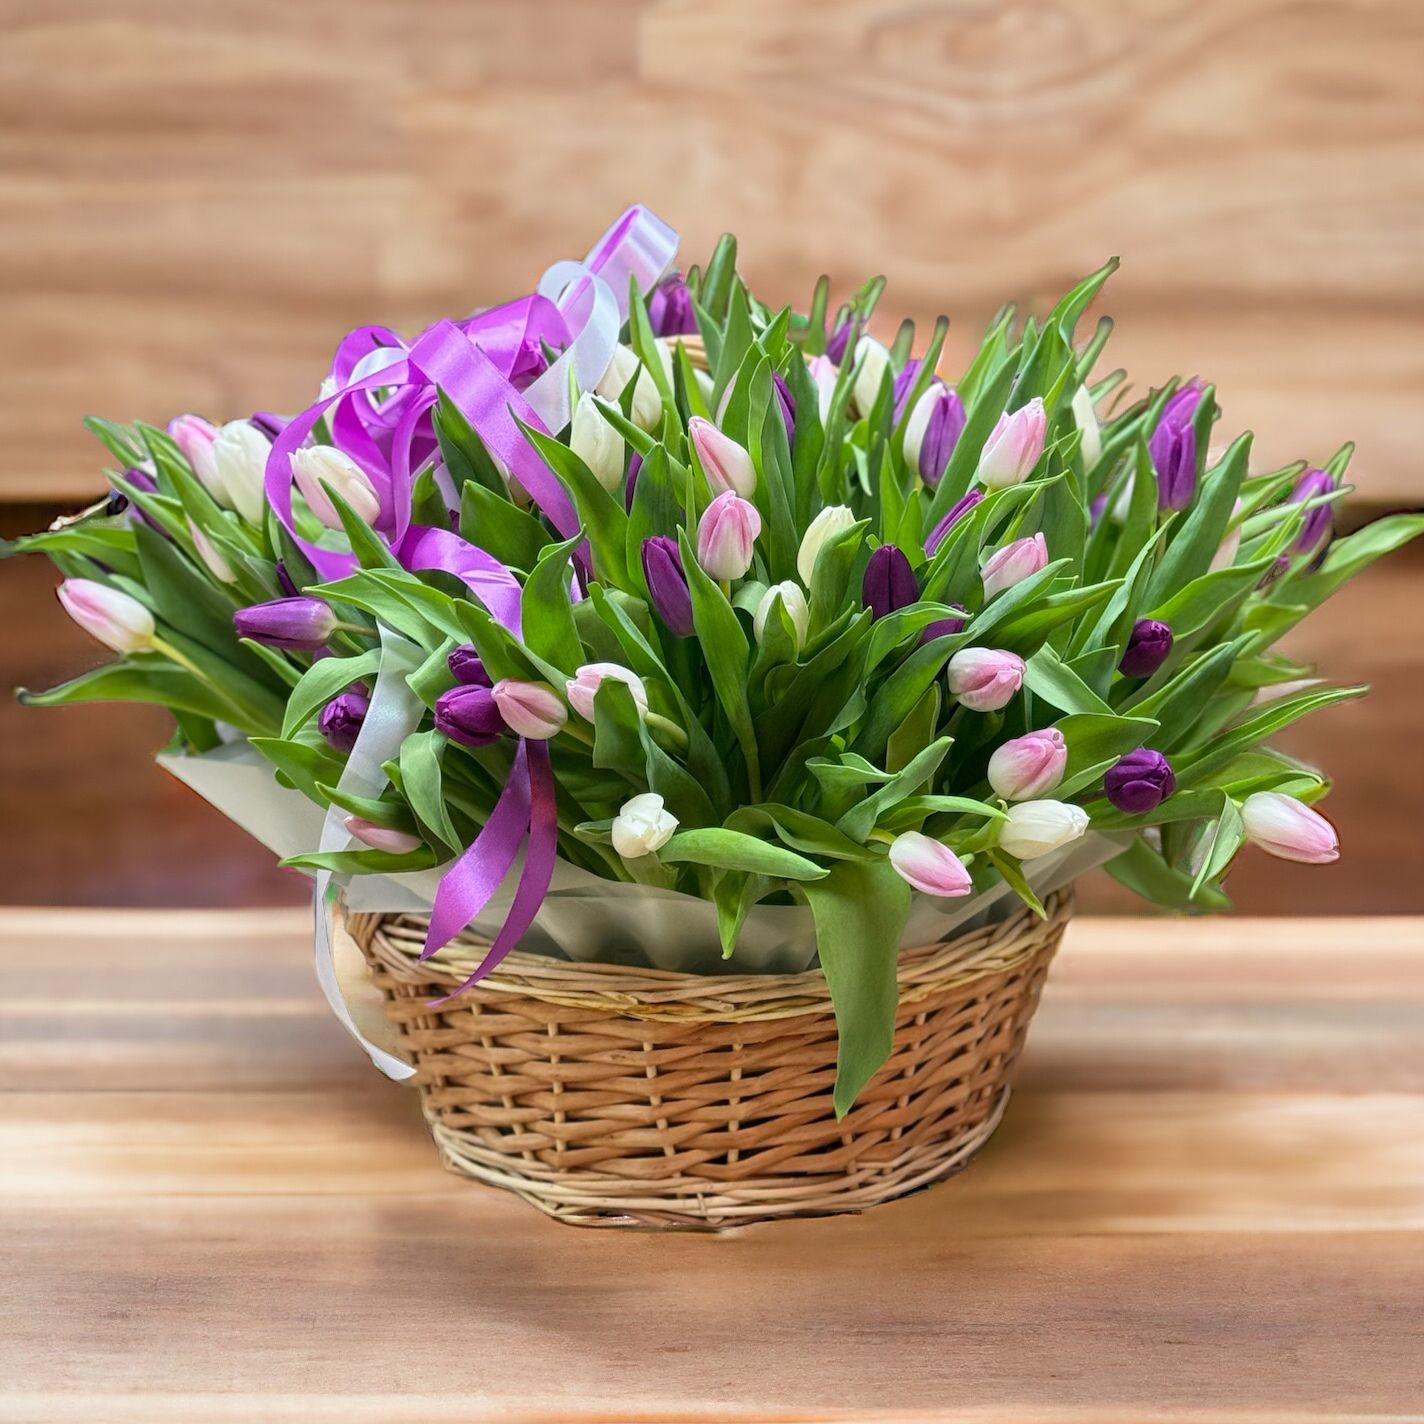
[281,650,381,740]
[658,828,828,881]
[1105,836,1231,912]
[522,535,585,674]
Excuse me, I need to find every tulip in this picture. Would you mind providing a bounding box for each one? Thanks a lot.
[491,679,567,740]
[888,832,973,898]
[988,729,1068,801]
[796,504,855,586]
[623,450,643,514]
[998,799,1090,860]
[689,416,757,498]
[976,398,1047,489]
[1104,749,1176,814]
[211,420,273,525]
[1150,383,1203,512]
[597,344,663,432]
[807,354,838,424]
[566,662,648,722]
[447,645,492,687]
[275,561,300,597]
[232,596,336,652]
[904,383,966,488]
[648,273,698,337]
[1119,619,1174,679]
[1071,384,1102,469]
[1241,791,1339,864]
[434,684,506,748]
[919,607,968,646]
[696,491,761,580]
[569,391,625,493]
[1289,468,1337,555]
[344,816,422,855]
[891,359,923,422]
[981,532,1049,598]
[825,314,858,365]
[641,536,695,637]
[772,371,797,446]
[57,578,156,654]
[924,488,984,558]
[187,520,236,584]
[291,445,380,530]
[249,411,288,441]
[168,415,221,494]
[319,690,370,754]
[752,580,810,651]
[946,647,1026,712]
[851,335,893,416]
[611,792,679,859]
[862,543,918,621]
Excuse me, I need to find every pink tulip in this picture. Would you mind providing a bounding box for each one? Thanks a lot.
[57,578,156,654]
[187,520,236,584]
[696,491,762,580]
[491,679,567,740]
[344,816,422,855]
[981,533,1049,598]
[988,729,1068,800]
[1241,792,1339,864]
[946,647,1026,712]
[168,414,221,493]
[689,416,757,498]
[889,832,973,897]
[976,397,1047,489]
[565,662,649,722]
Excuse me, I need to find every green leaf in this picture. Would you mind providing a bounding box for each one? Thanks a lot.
[1024,644,1112,715]
[725,805,876,862]
[522,534,585,673]
[281,650,380,739]
[986,850,1047,918]
[1105,836,1231,912]
[658,828,828,880]
[1053,713,1161,798]
[837,739,952,842]
[400,730,462,852]
[458,481,548,572]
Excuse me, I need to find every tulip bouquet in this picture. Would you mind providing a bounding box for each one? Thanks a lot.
[9,207,1421,1112]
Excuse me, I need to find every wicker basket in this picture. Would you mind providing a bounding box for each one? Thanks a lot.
[348,889,1070,1230]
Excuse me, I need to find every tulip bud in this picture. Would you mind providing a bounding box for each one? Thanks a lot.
[1119,619,1174,679]
[344,816,423,855]
[249,411,288,441]
[981,533,1049,598]
[1071,385,1102,469]
[566,662,649,723]
[434,684,506,748]
[1289,468,1336,555]
[891,359,923,422]
[924,489,984,558]
[689,416,757,499]
[648,273,698,337]
[1241,791,1339,864]
[862,544,918,621]
[998,799,1090,860]
[696,491,761,580]
[851,335,893,417]
[232,596,336,652]
[57,578,156,654]
[565,391,623,494]
[1104,749,1176,814]
[187,520,236,584]
[641,536,695,637]
[988,729,1068,801]
[888,832,973,898]
[753,580,810,651]
[611,791,679,859]
[168,415,222,495]
[797,503,856,586]
[919,607,968,646]
[904,383,966,488]
[825,313,859,365]
[211,420,273,525]
[447,645,492,687]
[976,398,1047,489]
[319,690,370,753]
[491,679,567,740]
[597,344,663,432]
[806,354,838,424]
[772,371,797,447]
[291,445,380,530]
[1150,383,1203,512]
[946,647,1026,712]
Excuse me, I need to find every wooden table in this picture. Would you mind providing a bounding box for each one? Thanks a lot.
[2,909,1421,1422]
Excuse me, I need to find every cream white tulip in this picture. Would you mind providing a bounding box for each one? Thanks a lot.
[570,392,625,493]
[597,343,663,432]
[212,420,273,525]
[752,580,810,651]
[291,445,381,529]
[796,503,855,586]
[997,799,1090,860]
[611,792,679,859]
[1072,385,1102,469]
[851,335,892,416]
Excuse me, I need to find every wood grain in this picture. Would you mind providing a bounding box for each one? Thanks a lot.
[1,907,1421,1419]
[1,1,1422,503]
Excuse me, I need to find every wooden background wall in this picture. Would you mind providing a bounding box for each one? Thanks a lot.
[2,0,1421,911]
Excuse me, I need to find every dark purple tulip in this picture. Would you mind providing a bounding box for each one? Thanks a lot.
[624,450,642,513]
[434,684,505,748]
[891,359,923,422]
[109,467,162,531]
[862,543,918,621]
[447,645,492,687]
[1119,619,1174,679]
[1104,749,1176,814]
[825,314,859,365]
[275,561,300,597]
[1289,467,1336,554]
[641,535,695,637]
[319,690,370,753]
[647,272,698,337]
[1149,383,1203,512]
[508,336,549,391]
[1088,492,1109,528]
[772,371,796,446]
[249,411,289,440]
[913,384,966,487]
[919,605,968,646]
[924,488,985,558]
[233,596,336,652]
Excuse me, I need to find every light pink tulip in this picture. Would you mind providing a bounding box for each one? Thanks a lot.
[57,578,156,654]
[344,816,423,855]
[889,832,973,897]
[696,491,762,580]
[976,397,1047,488]
[1241,792,1339,864]
[566,662,649,722]
[981,532,1049,598]
[807,354,838,423]
[168,415,222,495]
[988,728,1068,800]
[291,445,381,529]
[187,520,236,584]
[946,647,1026,712]
[491,679,567,739]
[689,416,757,498]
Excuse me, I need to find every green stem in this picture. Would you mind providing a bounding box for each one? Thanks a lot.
[644,711,688,750]
[151,635,259,730]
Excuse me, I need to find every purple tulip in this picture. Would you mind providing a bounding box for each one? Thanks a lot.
[641,535,695,637]
[624,450,643,513]
[434,684,506,748]
[647,272,698,337]
[508,336,550,391]
[249,411,289,441]
[924,488,985,558]
[233,596,336,652]
[1150,383,1204,512]
[1104,749,1176,814]
[862,544,918,621]
[772,371,796,446]
[275,561,300,597]
[447,645,492,687]
[108,466,162,531]
[1119,619,1174,679]
[919,605,968,646]
[825,314,859,365]
[891,359,923,423]
[1289,468,1336,555]
[1088,492,1109,528]
[319,690,370,753]
[906,384,966,488]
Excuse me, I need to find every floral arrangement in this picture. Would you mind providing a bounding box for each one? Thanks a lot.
[10,207,1421,1112]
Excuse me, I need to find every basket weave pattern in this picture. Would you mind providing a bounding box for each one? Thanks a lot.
[349,891,1070,1229]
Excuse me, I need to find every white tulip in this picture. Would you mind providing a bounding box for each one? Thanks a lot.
[851,335,893,417]
[597,343,663,432]
[211,420,273,525]
[1072,385,1102,469]
[57,578,156,655]
[998,799,1090,861]
[611,792,678,859]
[291,445,381,529]
[796,503,856,586]
[570,392,625,492]
[752,580,810,651]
